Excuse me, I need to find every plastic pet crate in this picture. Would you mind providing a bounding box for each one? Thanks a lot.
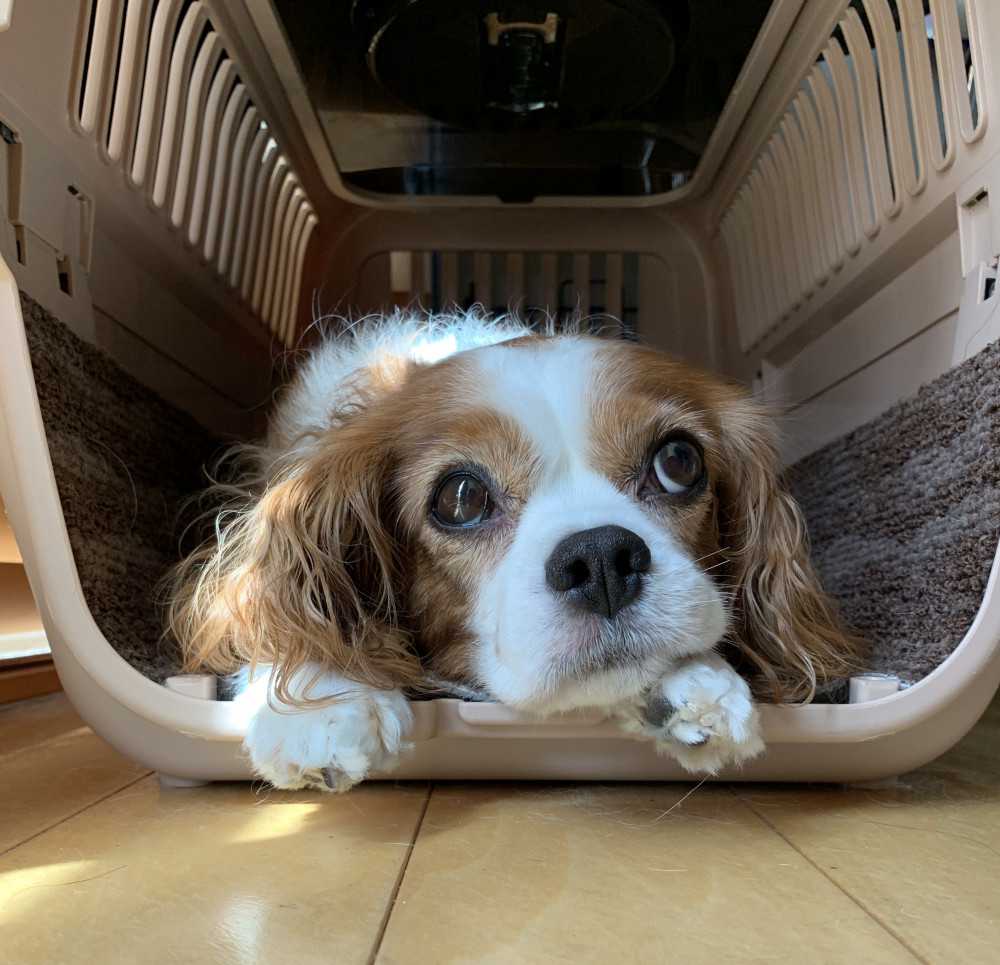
[2,0,1000,784]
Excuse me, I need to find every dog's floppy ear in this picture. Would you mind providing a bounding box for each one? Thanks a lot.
[714,397,860,703]
[167,425,424,706]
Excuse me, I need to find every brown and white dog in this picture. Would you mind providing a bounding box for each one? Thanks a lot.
[168,314,857,790]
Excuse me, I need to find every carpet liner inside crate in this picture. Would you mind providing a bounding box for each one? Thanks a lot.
[19,289,1000,693]
[20,292,221,683]
[789,346,1000,684]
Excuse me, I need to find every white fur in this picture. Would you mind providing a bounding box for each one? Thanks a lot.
[617,652,765,774]
[467,339,729,711]
[471,468,728,711]
[268,311,533,457]
[232,665,413,791]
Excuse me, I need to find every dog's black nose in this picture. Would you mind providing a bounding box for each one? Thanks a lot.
[545,525,651,620]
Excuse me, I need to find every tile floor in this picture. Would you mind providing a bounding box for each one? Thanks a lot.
[1,690,998,965]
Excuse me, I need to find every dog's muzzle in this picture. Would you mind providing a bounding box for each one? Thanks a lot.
[544,524,651,620]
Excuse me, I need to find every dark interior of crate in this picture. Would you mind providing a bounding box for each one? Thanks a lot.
[19,290,1000,695]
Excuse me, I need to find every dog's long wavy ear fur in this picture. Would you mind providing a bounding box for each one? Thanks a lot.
[715,398,861,703]
[167,428,424,707]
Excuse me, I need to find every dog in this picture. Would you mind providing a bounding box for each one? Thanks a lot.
[167,313,857,791]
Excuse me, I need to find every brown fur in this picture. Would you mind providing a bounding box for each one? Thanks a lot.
[168,331,859,709]
[167,417,423,707]
[168,349,540,702]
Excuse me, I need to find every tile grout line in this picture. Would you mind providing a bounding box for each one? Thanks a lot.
[0,771,154,860]
[366,782,435,965]
[727,788,934,965]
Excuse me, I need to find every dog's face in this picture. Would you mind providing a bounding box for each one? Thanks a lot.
[173,332,856,711]
[387,336,732,711]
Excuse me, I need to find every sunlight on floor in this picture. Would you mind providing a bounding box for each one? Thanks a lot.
[2,692,999,964]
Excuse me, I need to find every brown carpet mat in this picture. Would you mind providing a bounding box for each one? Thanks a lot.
[20,292,221,683]
[19,290,1000,692]
[789,339,1000,685]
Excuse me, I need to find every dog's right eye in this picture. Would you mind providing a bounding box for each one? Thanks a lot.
[650,436,704,494]
[432,472,491,528]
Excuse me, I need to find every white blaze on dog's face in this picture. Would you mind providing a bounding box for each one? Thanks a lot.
[389,334,736,713]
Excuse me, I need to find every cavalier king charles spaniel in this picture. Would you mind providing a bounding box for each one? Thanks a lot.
[168,314,857,791]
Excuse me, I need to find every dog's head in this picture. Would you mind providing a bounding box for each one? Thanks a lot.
[171,330,856,711]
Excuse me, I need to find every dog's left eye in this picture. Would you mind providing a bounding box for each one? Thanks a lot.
[432,472,492,527]
[651,437,704,494]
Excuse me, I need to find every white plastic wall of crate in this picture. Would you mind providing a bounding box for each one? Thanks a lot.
[0,196,266,442]
[0,95,267,439]
[0,107,96,341]
[150,2,210,209]
[0,0,286,373]
[0,110,88,274]
[0,0,11,32]
[719,0,995,362]
[85,229,272,435]
[760,233,965,463]
[952,157,1000,364]
[951,259,999,366]
[707,0,855,229]
[358,248,641,346]
[757,27,1000,462]
[70,0,317,346]
[0,213,96,349]
[317,206,716,369]
[0,117,19,224]
[957,165,1000,277]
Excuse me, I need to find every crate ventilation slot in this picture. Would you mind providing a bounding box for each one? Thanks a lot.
[721,0,988,352]
[73,0,317,345]
[383,250,640,336]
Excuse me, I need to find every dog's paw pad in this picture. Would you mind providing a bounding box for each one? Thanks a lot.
[298,765,362,793]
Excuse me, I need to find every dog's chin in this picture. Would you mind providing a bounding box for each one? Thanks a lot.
[505,665,669,715]
[476,618,725,715]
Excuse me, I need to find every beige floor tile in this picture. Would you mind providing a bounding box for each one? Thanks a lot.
[1,778,430,965]
[735,696,1000,965]
[1,697,151,853]
[375,782,918,965]
[0,692,83,758]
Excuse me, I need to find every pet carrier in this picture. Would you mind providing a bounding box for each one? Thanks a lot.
[2,0,999,783]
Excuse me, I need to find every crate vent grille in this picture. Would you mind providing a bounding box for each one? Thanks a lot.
[74,0,316,346]
[383,250,641,337]
[721,0,987,352]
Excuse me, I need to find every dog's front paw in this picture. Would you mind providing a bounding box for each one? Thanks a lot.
[618,656,764,774]
[237,669,413,791]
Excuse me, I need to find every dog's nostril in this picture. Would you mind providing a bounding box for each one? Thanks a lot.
[568,558,590,588]
[615,544,650,577]
[545,525,650,620]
